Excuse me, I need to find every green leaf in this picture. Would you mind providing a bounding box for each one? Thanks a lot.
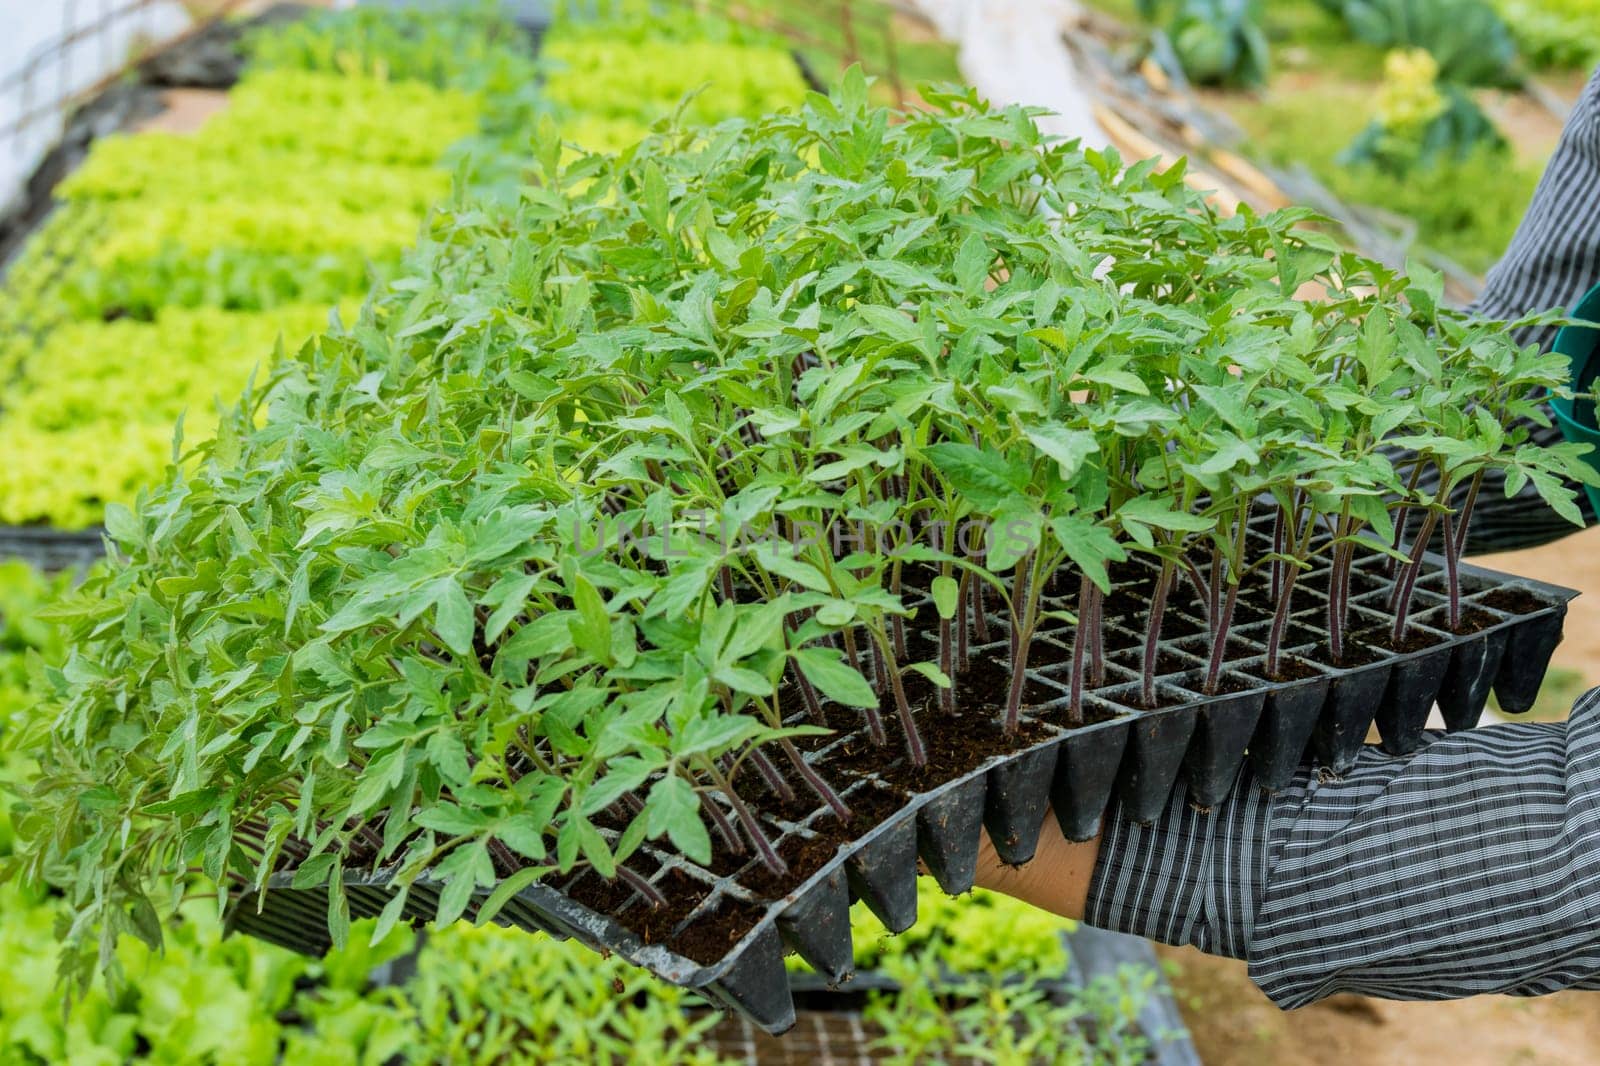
[1118,496,1213,533]
[676,713,764,758]
[1023,424,1097,479]
[924,443,1024,510]
[904,660,951,688]
[434,578,476,660]
[475,866,547,927]
[569,574,613,664]
[931,575,960,619]
[434,849,485,929]
[793,647,878,708]
[955,233,991,297]
[648,775,711,865]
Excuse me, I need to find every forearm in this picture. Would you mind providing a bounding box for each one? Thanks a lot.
[973,817,1100,921]
[978,688,1600,1006]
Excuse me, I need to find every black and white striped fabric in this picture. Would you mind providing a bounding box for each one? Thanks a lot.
[1087,687,1600,1004]
[1421,66,1600,552]
[1080,67,1600,1005]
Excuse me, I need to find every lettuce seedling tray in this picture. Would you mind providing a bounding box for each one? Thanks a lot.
[229,531,1574,1035]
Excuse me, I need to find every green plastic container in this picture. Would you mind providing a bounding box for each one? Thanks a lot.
[1548,280,1600,516]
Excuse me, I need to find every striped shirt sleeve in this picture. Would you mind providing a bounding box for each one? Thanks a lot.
[1420,65,1600,551]
[1085,688,1600,1005]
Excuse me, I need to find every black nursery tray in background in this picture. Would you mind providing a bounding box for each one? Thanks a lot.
[0,526,106,571]
[229,528,1576,1036]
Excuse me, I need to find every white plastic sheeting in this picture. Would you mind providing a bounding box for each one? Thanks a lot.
[911,0,1107,150]
[0,0,194,212]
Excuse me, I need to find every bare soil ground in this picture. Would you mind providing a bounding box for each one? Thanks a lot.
[133,88,228,134]
[1159,944,1600,1066]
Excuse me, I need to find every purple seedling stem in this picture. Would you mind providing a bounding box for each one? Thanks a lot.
[1203,579,1238,695]
[871,627,928,766]
[1087,584,1105,687]
[889,554,908,661]
[1003,554,1037,735]
[615,865,669,909]
[1066,572,1092,727]
[789,662,827,724]
[1270,505,1285,606]
[971,548,992,643]
[1444,470,1482,630]
[956,570,972,672]
[1326,511,1355,664]
[700,790,743,855]
[1443,514,1461,630]
[1391,510,1440,643]
[708,764,787,876]
[1265,501,1311,679]
[1388,459,1428,578]
[748,747,795,804]
[938,557,956,715]
[1140,560,1175,708]
[778,737,852,820]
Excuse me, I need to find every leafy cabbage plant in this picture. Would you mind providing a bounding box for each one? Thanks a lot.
[9,73,1593,989]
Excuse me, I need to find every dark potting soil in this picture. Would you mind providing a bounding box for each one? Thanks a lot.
[1179,670,1253,697]
[1147,610,1203,639]
[1420,606,1501,636]
[1172,634,1256,664]
[1303,640,1388,668]
[1036,699,1121,730]
[739,784,909,899]
[579,784,918,964]
[563,862,770,967]
[1357,626,1444,654]
[1108,647,1193,675]
[564,853,668,919]
[1481,587,1548,616]
[746,765,833,826]
[830,707,1054,794]
[1300,568,1389,598]
[1265,655,1323,682]
[1115,687,1194,712]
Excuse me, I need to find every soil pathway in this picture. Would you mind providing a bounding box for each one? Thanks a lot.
[1160,943,1600,1066]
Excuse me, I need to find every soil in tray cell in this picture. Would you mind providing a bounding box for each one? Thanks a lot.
[1277,621,1333,650]
[1172,634,1260,665]
[1097,683,1194,712]
[1355,625,1446,654]
[670,899,770,965]
[1413,606,1502,637]
[1140,610,1205,639]
[1262,654,1324,683]
[563,853,669,919]
[1298,633,1393,668]
[566,865,775,966]
[738,785,910,899]
[1480,586,1550,615]
[1177,670,1257,696]
[1107,647,1195,675]
[742,761,841,827]
[1300,567,1390,599]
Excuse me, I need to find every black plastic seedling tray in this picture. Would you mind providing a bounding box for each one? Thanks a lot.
[229,524,1576,1036]
[0,526,106,571]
